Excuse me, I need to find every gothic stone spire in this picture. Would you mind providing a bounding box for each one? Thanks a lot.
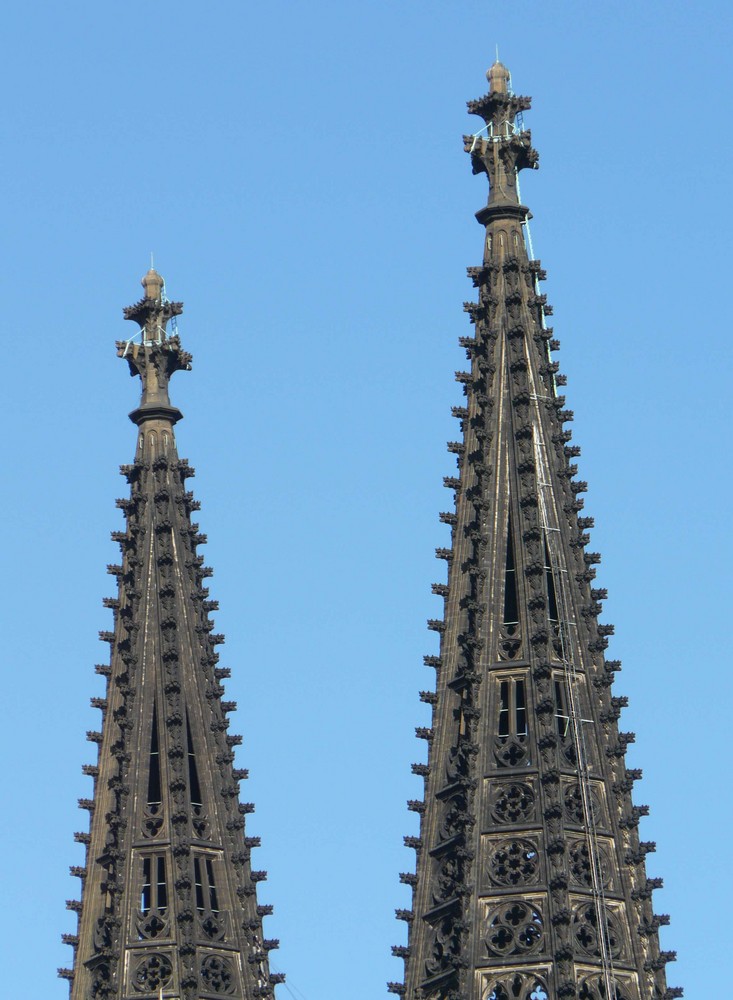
[389,64,682,1000]
[59,271,283,1000]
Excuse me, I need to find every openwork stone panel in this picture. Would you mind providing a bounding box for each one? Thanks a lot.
[571,903,624,961]
[562,780,605,829]
[488,781,537,825]
[567,839,613,890]
[484,898,545,958]
[136,909,170,941]
[200,953,238,995]
[484,974,549,1000]
[130,952,174,993]
[577,973,640,1000]
[424,912,462,980]
[484,838,541,888]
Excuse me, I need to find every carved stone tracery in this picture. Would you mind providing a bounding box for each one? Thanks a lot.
[485,900,544,957]
[200,954,236,995]
[486,839,540,887]
[131,953,173,993]
[485,974,549,1000]
[490,782,536,825]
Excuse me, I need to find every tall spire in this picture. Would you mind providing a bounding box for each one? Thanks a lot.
[59,272,283,1000]
[389,65,681,1000]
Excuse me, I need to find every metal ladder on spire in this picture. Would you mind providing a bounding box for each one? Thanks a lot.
[161,279,180,339]
[502,75,620,1000]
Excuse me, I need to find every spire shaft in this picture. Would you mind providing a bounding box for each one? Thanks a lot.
[391,65,681,1000]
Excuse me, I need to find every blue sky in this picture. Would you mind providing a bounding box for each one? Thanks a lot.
[2,1,731,996]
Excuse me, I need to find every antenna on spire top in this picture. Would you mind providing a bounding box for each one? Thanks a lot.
[150,251,155,270]
[495,43,499,62]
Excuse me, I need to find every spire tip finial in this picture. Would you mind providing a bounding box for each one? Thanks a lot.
[487,56,511,94]
[141,264,163,303]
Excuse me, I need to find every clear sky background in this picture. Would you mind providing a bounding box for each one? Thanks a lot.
[1,1,730,997]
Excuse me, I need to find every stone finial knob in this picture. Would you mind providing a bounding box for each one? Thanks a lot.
[141,267,164,303]
[487,60,510,94]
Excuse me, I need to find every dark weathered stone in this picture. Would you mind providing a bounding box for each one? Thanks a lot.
[60,269,279,1000]
[393,62,681,1000]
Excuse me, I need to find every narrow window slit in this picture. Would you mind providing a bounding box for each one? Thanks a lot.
[498,681,510,738]
[147,706,162,807]
[544,538,559,623]
[503,517,520,634]
[157,856,168,911]
[141,857,152,914]
[194,856,205,911]
[206,858,219,913]
[515,679,527,736]
[555,679,570,738]
[186,713,203,810]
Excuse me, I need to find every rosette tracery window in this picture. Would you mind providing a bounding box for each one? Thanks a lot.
[486,838,540,887]
[485,900,544,957]
[489,781,536,824]
[131,952,173,993]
